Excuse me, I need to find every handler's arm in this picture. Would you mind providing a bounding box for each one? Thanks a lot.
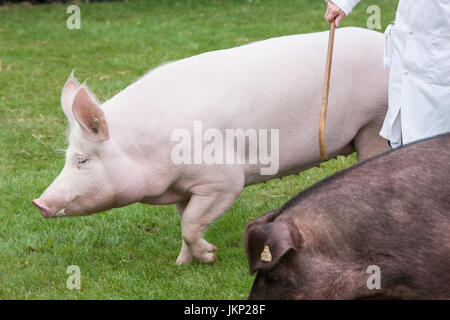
[325,0,361,26]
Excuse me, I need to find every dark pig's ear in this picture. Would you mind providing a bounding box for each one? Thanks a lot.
[72,87,109,141]
[244,219,303,274]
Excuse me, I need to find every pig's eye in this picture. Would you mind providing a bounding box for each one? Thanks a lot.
[76,156,89,165]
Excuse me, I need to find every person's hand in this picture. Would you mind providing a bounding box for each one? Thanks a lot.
[325,1,346,27]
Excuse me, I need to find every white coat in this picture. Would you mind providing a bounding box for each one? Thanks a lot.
[330,0,450,147]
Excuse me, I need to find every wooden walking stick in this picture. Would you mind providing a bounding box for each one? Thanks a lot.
[319,21,336,161]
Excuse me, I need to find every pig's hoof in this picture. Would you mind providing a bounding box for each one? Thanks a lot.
[181,238,219,264]
[198,252,218,264]
[175,244,194,265]
[175,239,195,265]
[175,250,217,264]
[175,254,193,265]
[195,245,219,264]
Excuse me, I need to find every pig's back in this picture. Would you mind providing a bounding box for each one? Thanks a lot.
[111,27,386,129]
[289,133,450,237]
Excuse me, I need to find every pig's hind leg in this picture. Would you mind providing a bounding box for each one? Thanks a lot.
[354,116,391,162]
[175,177,244,264]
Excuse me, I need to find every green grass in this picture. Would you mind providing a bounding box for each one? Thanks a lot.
[0,0,398,299]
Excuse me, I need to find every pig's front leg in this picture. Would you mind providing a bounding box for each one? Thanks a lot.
[175,201,193,264]
[175,179,243,264]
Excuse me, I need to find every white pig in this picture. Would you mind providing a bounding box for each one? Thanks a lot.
[33,27,390,264]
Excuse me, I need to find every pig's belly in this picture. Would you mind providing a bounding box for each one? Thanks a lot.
[140,189,187,206]
[242,140,355,186]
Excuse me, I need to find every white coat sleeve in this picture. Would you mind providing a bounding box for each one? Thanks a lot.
[324,0,362,16]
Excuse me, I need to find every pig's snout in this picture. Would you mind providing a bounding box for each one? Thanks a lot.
[32,199,63,218]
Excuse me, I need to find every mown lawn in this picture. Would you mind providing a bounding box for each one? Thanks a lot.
[0,0,398,299]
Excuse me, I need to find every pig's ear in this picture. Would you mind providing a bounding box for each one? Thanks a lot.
[61,73,80,123]
[72,87,109,141]
[245,220,302,274]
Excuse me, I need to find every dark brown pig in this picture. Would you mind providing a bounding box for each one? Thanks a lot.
[245,133,450,300]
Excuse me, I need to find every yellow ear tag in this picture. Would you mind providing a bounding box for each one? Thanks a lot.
[260,245,272,262]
